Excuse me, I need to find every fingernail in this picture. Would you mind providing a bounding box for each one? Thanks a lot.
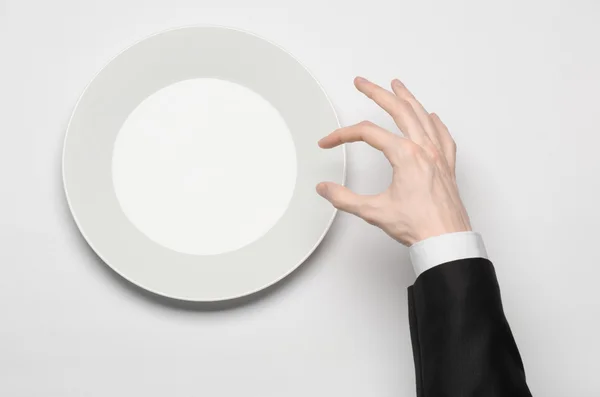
[393,79,404,87]
[355,76,367,84]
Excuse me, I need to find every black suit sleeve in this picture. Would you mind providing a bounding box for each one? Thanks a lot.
[407,258,532,396]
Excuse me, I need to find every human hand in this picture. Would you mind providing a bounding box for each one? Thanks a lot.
[316,77,472,246]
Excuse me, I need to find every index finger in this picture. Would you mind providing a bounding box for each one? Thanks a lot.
[318,121,400,159]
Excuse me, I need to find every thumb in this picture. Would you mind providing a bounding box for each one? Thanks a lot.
[316,182,367,217]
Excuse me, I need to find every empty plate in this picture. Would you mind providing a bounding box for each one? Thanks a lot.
[63,26,345,302]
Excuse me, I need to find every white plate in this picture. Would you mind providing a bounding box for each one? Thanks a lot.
[62,26,345,302]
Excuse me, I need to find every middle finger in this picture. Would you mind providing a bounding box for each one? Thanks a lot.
[354,77,429,146]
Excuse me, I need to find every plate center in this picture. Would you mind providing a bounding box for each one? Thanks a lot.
[112,78,297,256]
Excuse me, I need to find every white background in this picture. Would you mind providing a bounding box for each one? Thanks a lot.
[1,0,599,396]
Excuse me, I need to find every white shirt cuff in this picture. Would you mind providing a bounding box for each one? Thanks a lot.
[409,231,488,277]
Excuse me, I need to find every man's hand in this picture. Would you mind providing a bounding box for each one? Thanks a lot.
[316,77,471,246]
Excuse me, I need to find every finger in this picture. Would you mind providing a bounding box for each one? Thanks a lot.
[318,121,400,160]
[316,182,365,215]
[430,113,457,171]
[391,79,441,148]
[354,77,428,145]
[317,182,382,225]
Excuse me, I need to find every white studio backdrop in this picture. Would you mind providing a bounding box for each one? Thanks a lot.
[1,0,599,396]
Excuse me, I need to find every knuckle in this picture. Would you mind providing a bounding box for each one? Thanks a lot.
[427,147,448,168]
[428,146,441,161]
[358,120,375,128]
[402,141,420,157]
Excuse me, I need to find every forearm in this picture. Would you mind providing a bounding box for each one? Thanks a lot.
[408,258,532,396]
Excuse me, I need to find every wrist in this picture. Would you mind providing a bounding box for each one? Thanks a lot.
[409,231,487,276]
[411,224,472,246]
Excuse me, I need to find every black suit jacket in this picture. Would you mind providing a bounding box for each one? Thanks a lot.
[407,258,532,396]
